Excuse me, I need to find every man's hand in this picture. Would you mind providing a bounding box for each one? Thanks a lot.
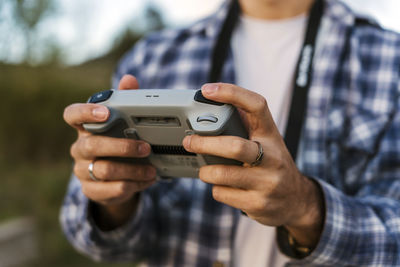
[182,83,324,248]
[63,75,157,230]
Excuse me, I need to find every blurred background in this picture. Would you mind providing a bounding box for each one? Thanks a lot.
[0,0,399,266]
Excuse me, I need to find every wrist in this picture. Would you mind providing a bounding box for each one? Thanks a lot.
[90,193,140,231]
[285,176,325,248]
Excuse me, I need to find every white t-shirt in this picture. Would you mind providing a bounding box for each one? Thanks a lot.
[231,13,308,267]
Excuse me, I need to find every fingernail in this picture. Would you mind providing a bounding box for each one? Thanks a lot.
[202,83,219,95]
[146,167,156,179]
[138,143,151,155]
[92,107,108,120]
[183,136,192,151]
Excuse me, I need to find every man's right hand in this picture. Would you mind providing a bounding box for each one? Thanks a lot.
[63,75,157,230]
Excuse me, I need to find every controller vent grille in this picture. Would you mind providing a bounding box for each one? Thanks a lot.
[151,145,195,156]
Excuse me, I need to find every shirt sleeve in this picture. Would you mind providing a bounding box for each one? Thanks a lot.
[59,175,157,262]
[279,91,400,266]
[307,178,400,266]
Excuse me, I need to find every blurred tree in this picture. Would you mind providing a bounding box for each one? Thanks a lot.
[14,0,53,29]
[10,0,55,63]
[144,4,165,31]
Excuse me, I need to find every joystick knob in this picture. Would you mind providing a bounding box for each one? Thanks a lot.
[194,90,224,106]
[88,90,113,103]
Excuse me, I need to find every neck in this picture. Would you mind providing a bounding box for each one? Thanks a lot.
[238,0,315,20]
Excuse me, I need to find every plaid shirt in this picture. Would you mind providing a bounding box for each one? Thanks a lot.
[60,0,400,266]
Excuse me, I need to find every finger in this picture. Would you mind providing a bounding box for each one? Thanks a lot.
[71,135,151,159]
[183,135,260,165]
[201,83,267,114]
[212,185,280,221]
[81,179,155,205]
[199,165,262,190]
[74,160,156,182]
[118,74,140,90]
[201,83,275,135]
[211,185,257,211]
[64,103,109,130]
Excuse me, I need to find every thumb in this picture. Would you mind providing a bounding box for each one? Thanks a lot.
[118,74,140,90]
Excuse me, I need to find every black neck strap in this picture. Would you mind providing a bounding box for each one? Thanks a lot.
[208,0,324,160]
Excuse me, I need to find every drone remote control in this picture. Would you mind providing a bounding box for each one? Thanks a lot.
[83,89,248,178]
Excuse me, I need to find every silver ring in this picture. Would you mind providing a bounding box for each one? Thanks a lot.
[250,141,264,167]
[88,160,100,181]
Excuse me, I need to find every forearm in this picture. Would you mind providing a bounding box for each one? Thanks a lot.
[284,176,325,249]
[60,176,154,262]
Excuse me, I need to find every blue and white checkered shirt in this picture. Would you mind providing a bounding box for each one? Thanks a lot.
[60,0,400,266]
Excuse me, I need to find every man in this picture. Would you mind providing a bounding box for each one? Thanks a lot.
[61,0,400,266]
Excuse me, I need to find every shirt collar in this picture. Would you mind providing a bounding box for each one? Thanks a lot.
[324,0,356,28]
[187,0,358,40]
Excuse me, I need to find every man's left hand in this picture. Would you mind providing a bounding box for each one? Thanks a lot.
[182,83,324,248]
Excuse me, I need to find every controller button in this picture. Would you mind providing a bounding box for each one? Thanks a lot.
[88,90,113,103]
[194,90,224,106]
[197,116,218,123]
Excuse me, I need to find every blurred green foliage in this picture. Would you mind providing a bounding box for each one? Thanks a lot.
[0,63,107,163]
[0,25,143,164]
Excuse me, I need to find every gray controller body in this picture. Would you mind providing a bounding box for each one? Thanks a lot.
[83,89,248,178]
